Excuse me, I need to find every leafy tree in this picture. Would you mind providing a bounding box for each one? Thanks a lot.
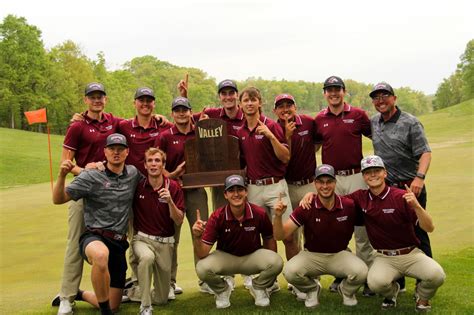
[459,39,474,100]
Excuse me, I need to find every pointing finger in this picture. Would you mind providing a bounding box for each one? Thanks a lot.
[185,73,189,86]
[404,184,412,193]
[67,150,73,161]
[279,192,283,202]
[196,209,201,221]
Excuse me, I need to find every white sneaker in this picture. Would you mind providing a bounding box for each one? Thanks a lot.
[168,286,176,300]
[172,283,183,294]
[305,282,322,308]
[215,278,233,309]
[139,304,153,315]
[199,281,215,295]
[249,284,270,307]
[57,298,73,315]
[243,275,253,289]
[266,280,280,295]
[288,284,307,301]
[338,282,358,306]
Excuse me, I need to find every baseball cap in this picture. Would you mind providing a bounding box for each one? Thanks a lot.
[105,133,128,148]
[274,94,296,107]
[361,155,385,172]
[224,175,246,191]
[369,82,395,98]
[135,87,155,100]
[171,97,192,110]
[85,82,106,96]
[315,164,336,179]
[217,79,238,93]
[323,76,345,90]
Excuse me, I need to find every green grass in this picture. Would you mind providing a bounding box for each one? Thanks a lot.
[0,101,473,313]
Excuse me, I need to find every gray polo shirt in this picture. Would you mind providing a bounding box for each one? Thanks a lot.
[371,107,431,183]
[66,165,141,235]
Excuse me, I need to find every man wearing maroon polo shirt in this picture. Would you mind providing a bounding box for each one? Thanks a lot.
[315,76,373,293]
[192,175,283,309]
[349,155,445,311]
[132,148,184,315]
[274,164,367,308]
[236,87,298,261]
[119,87,173,175]
[154,97,209,292]
[54,82,121,315]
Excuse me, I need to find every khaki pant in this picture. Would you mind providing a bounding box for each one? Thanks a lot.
[283,249,367,294]
[171,188,209,283]
[247,179,292,221]
[368,248,445,300]
[195,249,283,293]
[60,199,86,301]
[132,234,174,306]
[287,182,315,211]
[335,173,374,266]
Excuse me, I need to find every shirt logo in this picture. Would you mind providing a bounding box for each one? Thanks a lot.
[150,132,159,137]
[89,129,95,133]
[343,119,354,124]
[298,130,309,136]
[130,134,136,138]
[173,140,179,144]
[315,218,321,222]
[139,195,145,199]
[242,136,246,140]
[323,123,329,127]
[158,198,167,203]
[244,226,256,232]
[362,208,367,213]
[382,208,395,214]
[104,181,111,188]
[105,125,113,130]
[233,125,241,130]
[225,228,231,233]
[255,135,264,140]
[336,216,348,222]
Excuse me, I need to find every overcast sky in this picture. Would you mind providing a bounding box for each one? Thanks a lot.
[2,0,473,95]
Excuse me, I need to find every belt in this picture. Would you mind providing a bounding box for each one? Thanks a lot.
[335,168,361,176]
[89,228,127,241]
[138,231,175,244]
[389,179,413,189]
[377,246,416,256]
[248,177,282,186]
[286,178,314,186]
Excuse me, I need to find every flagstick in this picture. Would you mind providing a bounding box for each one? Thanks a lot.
[47,124,54,192]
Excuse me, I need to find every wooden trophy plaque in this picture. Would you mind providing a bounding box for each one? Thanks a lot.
[182,118,245,188]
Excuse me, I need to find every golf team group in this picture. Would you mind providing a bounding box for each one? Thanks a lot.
[51,76,446,315]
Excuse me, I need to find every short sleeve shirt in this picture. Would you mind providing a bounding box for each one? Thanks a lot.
[201,202,274,256]
[371,108,431,183]
[66,165,141,234]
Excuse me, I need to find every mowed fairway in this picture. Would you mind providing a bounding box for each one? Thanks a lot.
[1,100,473,314]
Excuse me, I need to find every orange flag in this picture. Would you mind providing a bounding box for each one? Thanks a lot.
[24,108,47,125]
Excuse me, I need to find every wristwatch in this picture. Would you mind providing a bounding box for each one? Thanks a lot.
[416,172,426,179]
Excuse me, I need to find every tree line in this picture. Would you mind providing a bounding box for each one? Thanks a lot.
[1,14,465,135]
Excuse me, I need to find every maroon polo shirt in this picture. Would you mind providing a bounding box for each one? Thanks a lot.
[201,202,274,256]
[193,107,245,137]
[290,195,362,253]
[154,125,195,174]
[119,117,173,174]
[348,186,420,250]
[237,115,287,181]
[314,103,371,171]
[278,114,317,181]
[63,112,121,167]
[133,176,185,237]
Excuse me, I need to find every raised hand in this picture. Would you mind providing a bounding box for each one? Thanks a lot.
[177,74,189,97]
[256,120,273,139]
[284,115,296,138]
[274,192,288,217]
[403,184,421,209]
[192,209,207,238]
[158,187,171,203]
[59,159,75,177]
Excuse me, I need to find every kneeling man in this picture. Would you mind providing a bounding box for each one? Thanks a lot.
[274,164,368,308]
[192,175,283,309]
[53,133,141,315]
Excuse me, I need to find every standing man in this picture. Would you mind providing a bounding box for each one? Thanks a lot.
[178,78,245,209]
[192,175,283,309]
[314,76,374,294]
[236,87,299,262]
[53,82,121,315]
[349,156,445,311]
[53,133,141,315]
[274,164,368,308]
[154,97,209,292]
[132,148,185,315]
[369,82,433,262]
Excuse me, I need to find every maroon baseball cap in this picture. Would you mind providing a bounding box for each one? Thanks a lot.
[274,94,296,108]
[323,76,345,90]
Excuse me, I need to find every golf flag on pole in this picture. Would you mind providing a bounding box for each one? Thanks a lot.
[24,108,47,125]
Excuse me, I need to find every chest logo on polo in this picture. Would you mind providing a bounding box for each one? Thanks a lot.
[382,208,395,214]
[315,218,321,222]
[104,181,111,188]
[225,228,231,233]
[362,208,367,213]
[298,130,309,136]
[233,125,241,130]
[343,119,354,124]
[158,198,167,203]
[255,135,264,140]
[150,132,159,137]
[323,123,329,127]
[139,195,145,199]
[336,215,348,222]
[130,134,136,138]
[173,140,179,144]
[244,226,256,231]
[89,128,96,133]
[105,125,113,130]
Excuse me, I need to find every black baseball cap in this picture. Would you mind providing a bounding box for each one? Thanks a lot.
[315,164,336,179]
[135,87,155,100]
[217,79,238,93]
[171,97,192,110]
[105,133,128,148]
[323,76,345,90]
[85,82,106,96]
[224,175,247,191]
[369,82,395,98]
